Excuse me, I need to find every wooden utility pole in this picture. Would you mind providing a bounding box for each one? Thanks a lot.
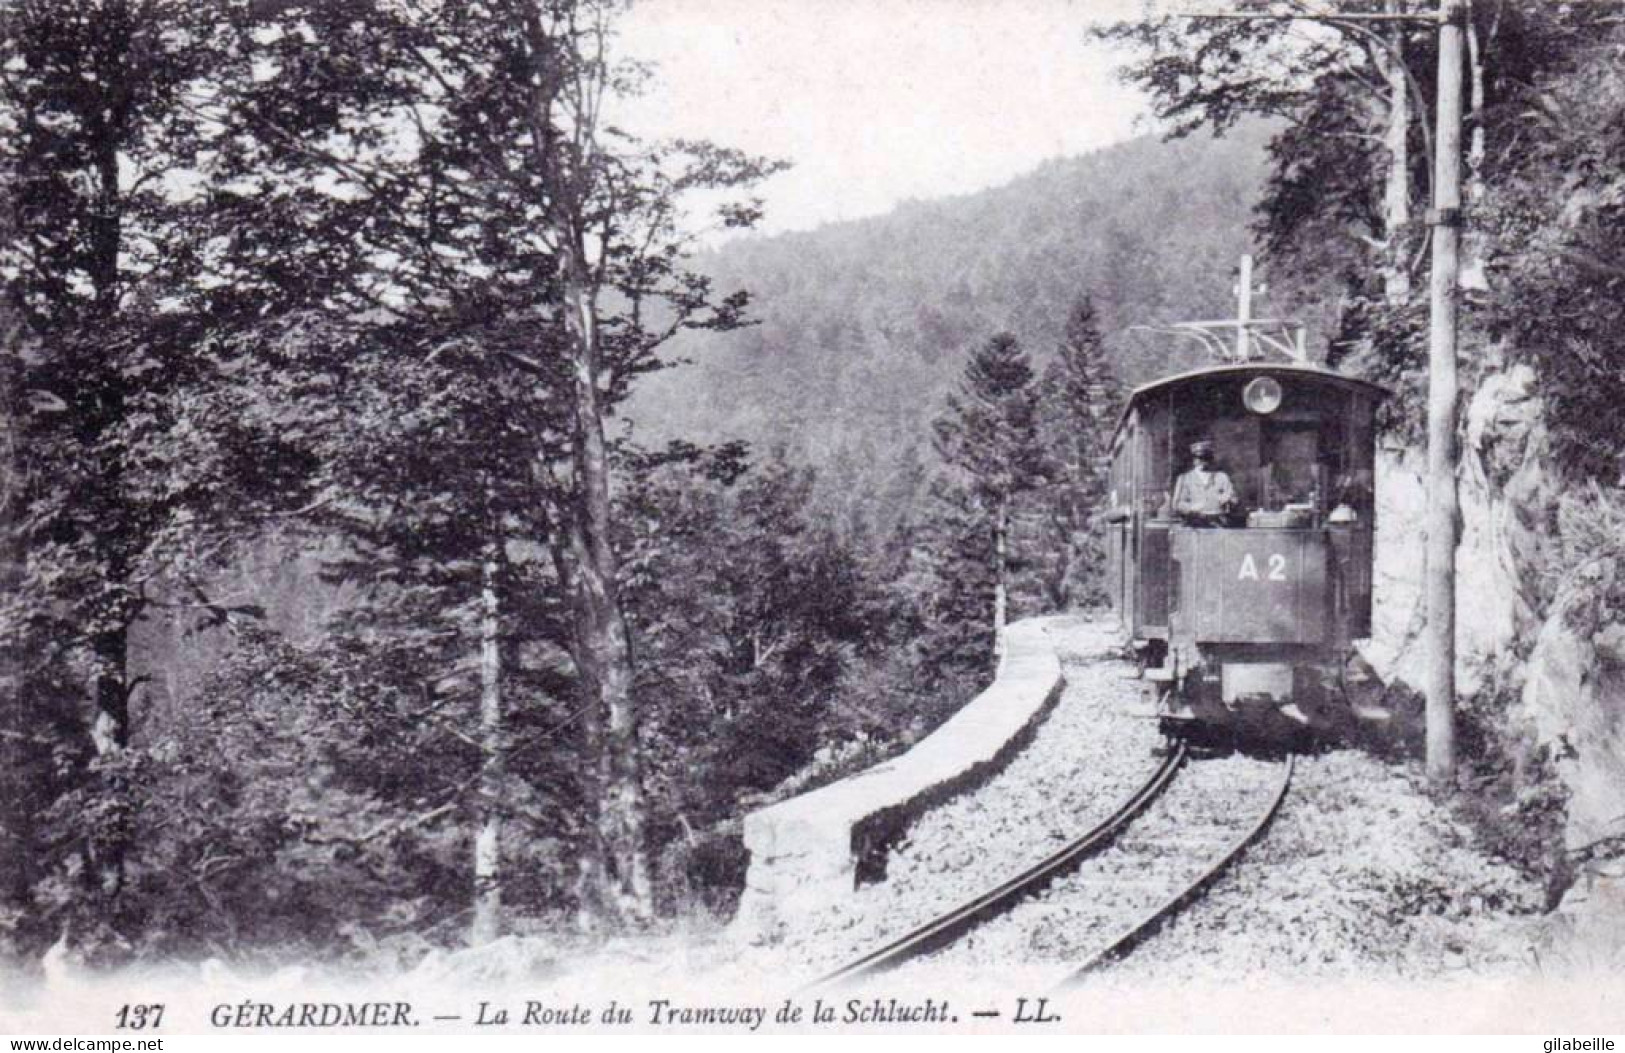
[1425,0,1466,787]
[993,498,1009,663]
[1180,3,1465,786]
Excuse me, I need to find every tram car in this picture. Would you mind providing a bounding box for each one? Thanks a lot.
[1104,362,1388,738]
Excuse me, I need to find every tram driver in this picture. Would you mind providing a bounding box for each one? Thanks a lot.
[1172,439,1236,526]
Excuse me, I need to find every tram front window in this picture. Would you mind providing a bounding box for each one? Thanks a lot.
[1260,423,1320,510]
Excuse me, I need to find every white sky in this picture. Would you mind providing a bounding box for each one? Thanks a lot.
[614,0,1156,236]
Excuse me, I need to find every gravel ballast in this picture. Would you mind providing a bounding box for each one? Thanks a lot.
[1097,747,1545,983]
[748,616,1545,988]
[895,751,1285,982]
[761,619,1164,978]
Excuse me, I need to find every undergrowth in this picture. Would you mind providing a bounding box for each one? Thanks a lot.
[1455,674,1573,910]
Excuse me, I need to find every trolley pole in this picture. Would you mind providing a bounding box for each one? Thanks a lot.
[1234,253,1254,360]
[1425,0,1465,787]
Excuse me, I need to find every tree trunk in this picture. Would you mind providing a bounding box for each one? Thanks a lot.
[87,626,129,899]
[83,80,134,906]
[561,253,653,926]
[470,544,505,946]
[1465,2,1486,200]
[993,495,1009,663]
[1461,0,1490,292]
[1380,5,1413,306]
[1052,505,1076,611]
[519,3,653,928]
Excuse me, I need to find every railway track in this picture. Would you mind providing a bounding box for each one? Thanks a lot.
[808,740,1189,989]
[808,746,1292,989]
[1053,751,1293,988]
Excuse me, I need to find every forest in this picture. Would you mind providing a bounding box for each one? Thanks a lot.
[5,0,1625,973]
[631,124,1272,537]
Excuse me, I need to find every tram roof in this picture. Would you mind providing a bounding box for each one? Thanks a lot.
[1110,361,1390,445]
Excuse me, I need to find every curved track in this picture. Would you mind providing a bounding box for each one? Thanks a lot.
[808,740,1189,989]
[1053,752,1294,987]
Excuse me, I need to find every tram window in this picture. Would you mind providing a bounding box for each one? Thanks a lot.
[1261,425,1319,510]
[1205,418,1259,508]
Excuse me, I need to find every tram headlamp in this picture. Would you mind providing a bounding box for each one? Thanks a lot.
[1243,376,1283,414]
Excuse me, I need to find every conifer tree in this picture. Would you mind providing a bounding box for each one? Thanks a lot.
[1037,296,1122,609]
[930,333,1050,665]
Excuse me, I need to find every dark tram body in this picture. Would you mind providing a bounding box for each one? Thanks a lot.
[1104,362,1387,737]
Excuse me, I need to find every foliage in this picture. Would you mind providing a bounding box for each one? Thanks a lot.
[40,623,571,964]
[1099,2,1625,467]
[1097,1,1625,903]
[2,0,785,955]
[933,334,1049,508]
[1453,675,1572,909]
[1549,483,1625,639]
[1032,296,1123,609]
[618,451,883,870]
[1483,13,1625,482]
[0,652,88,960]
[0,0,259,949]
[1095,2,1437,418]
[632,128,1269,537]
[907,481,1004,688]
[919,333,1050,677]
[13,0,1625,966]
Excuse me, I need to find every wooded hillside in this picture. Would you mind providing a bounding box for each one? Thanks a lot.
[632,127,1272,534]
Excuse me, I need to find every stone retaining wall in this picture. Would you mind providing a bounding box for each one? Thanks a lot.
[731,615,1074,942]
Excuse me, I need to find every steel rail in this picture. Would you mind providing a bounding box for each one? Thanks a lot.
[807,740,1189,989]
[1055,752,1296,987]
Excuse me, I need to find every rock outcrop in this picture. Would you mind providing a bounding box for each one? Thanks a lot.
[1525,555,1625,967]
[1366,359,1625,934]
[1364,363,1550,698]
[1523,558,1625,853]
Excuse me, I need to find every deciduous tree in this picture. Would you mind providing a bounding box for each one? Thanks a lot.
[196,0,783,928]
[0,0,246,937]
